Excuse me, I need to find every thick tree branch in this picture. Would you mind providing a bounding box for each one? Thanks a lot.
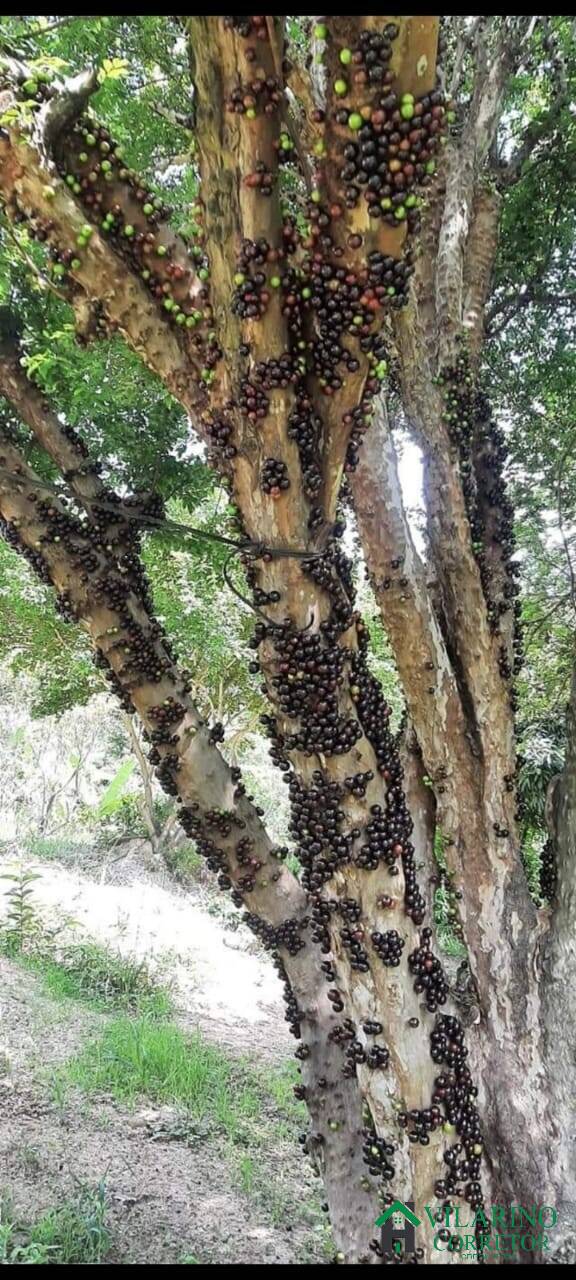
[0,131,202,411]
[541,667,576,1259]
[435,19,531,362]
[462,181,500,363]
[0,66,218,415]
[351,399,466,790]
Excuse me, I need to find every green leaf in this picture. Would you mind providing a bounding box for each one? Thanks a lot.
[99,57,129,81]
[96,759,136,818]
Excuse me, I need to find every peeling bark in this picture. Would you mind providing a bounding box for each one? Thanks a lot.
[351,401,465,788]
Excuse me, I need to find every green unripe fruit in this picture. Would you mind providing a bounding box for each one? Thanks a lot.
[394,205,407,220]
[380,197,392,210]
[23,79,38,96]
[163,298,174,311]
[66,175,75,187]
[52,264,65,278]
[100,140,111,153]
[313,23,328,39]
[348,112,363,131]
[124,224,135,237]
[176,312,186,325]
[143,203,154,216]
[198,267,209,280]
[446,110,456,124]
[387,286,396,296]
[426,159,436,174]
[42,186,55,201]
[156,244,167,256]
[79,152,88,163]
[400,102,415,120]
[185,315,196,328]
[141,269,150,280]
[71,258,82,270]
[85,133,96,148]
[76,234,87,247]
[302,286,311,299]
[100,160,111,173]
[311,189,321,204]
[313,139,326,157]
[401,92,415,104]
[334,79,348,96]
[443,1122,456,1134]
[73,182,81,194]
[82,224,93,238]
[234,272,246,286]
[246,107,256,120]
[339,48,352,65]
[270,276,281,288]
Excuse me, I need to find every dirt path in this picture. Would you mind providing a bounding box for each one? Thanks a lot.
[0,860,328,1265]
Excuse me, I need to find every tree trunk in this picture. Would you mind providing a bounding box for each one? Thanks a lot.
[541,669,576,1262]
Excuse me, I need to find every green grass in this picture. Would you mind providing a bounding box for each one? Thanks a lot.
[0,1184,109,1265]
[48,1024,328,1262]
[61,1018,262,1137]
[22,835,88,864]
[60,1019,307,1150]
[22,941,172,1018]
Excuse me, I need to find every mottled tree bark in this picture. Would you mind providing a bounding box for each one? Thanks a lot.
[541,670,576,1262]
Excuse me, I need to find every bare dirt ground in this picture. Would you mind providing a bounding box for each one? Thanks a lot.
[0,854,328,1265]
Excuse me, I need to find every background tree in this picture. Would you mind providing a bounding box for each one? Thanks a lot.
[0,14,575,1265]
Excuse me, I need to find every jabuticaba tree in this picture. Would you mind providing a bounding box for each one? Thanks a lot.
[0,15,574,1265]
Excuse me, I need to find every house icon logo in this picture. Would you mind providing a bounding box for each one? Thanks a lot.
[376,1200,421,1259]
